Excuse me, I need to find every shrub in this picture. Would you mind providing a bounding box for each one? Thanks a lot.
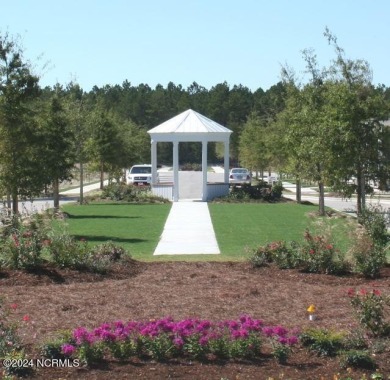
[339,350,376,370]
[348,227,386,278]
[101,183,145,201]
[300,230,345,274]
[300,328,345,357]
[249,245,272,267]
[0,299,33,377]
[0,213,52,270]
[249,241,301,269]
[269,241,301,269]
[47,230,90,270]
[180,163,202,171]
[0,299,21,358]
[358,206,389,248]
[86,241,129,274]
[101,183,169,203]
[271,181,284,200]
[40,330,74,359]
[2,349,33,377]
[347,288,390,337]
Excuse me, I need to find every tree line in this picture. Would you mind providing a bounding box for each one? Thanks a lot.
[1,30,389,214]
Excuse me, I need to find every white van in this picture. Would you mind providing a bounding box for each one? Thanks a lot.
[126,164,153,185]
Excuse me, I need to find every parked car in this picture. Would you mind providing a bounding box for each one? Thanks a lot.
[229,168,251,186]
[126,164,154,185]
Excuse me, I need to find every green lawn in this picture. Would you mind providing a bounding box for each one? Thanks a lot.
[209,203,321,259]
[59,201,358,261]
[60,202,171,260]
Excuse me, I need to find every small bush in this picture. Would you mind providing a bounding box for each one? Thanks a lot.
[271,181,284,200]
[47,230,90,270]
[41,333,73,359]
[249,241,301,269]
[2,349,33,377]
[86,241,129,274]
[180,163,202,171]
[0,299,21,358]
[358,206,389,248]
[339,349,376,370]
[300,328,345,357]
[300,230,346,274]
[348,228,386,278]
[348,288,390,337]
[101,183,168,203]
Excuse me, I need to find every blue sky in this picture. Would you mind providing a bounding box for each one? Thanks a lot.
[1,0,389,91]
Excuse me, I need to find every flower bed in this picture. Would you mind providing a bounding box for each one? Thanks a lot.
[47,316,298,365]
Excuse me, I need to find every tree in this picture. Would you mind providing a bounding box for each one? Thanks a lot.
[323,29,390,213]
[278,76,329,213]
[239,113,271,178]
[0,32,41,213]
[38,94,75,209]
[64,82,91,204]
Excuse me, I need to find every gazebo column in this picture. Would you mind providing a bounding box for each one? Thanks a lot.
[224,140,230,183]
[151,139,157,184]
[173,141,179,202]
[202,140,208,201]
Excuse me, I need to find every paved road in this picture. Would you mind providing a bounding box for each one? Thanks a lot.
[1,181,105,215]
[282,183,390,214]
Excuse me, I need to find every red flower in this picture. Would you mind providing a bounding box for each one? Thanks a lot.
[309,249,315,255]
[22,315,30,322]
[372,289,381,296]
[326,244,333,250]
[10,303,18,310]
[347,288,355,297]
[359,288,368,296]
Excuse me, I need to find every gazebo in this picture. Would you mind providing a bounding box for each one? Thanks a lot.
[147,109,232,201]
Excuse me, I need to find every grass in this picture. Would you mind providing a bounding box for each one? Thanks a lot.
[60,202,171,260]
[208,203,351,259]
[59,201,359,261]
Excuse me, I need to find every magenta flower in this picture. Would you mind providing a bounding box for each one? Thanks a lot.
[61,344,76,356]
[73,327,95,344]
[278,337,288,345]
[287,336,298,346]
[173,337,184,348]
[262,327,274,337]
[199,336,209,346]
[273,326,288,337]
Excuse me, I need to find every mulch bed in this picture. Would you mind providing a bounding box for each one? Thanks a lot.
[1,261,390,379]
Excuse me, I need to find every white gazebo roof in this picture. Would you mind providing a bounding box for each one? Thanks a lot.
[148,109,232,142]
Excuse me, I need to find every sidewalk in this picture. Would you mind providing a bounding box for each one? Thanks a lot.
[153,202,220,255]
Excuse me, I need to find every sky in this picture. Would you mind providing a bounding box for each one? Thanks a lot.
[1,0,389,92]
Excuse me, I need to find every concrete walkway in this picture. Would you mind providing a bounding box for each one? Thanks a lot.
[153,201,220,255]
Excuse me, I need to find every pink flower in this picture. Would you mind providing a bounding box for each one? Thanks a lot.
[22,315,30,322]
[347,288,355,297]
[309,249,315,255]
[359,288,368,296]
[372,289,381,296]
[61,344,76,356]
[173,337,184,348]
[10,303,18,310]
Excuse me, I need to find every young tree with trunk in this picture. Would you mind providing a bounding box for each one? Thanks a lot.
[0,32,41,213]
[38,94,75,209]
